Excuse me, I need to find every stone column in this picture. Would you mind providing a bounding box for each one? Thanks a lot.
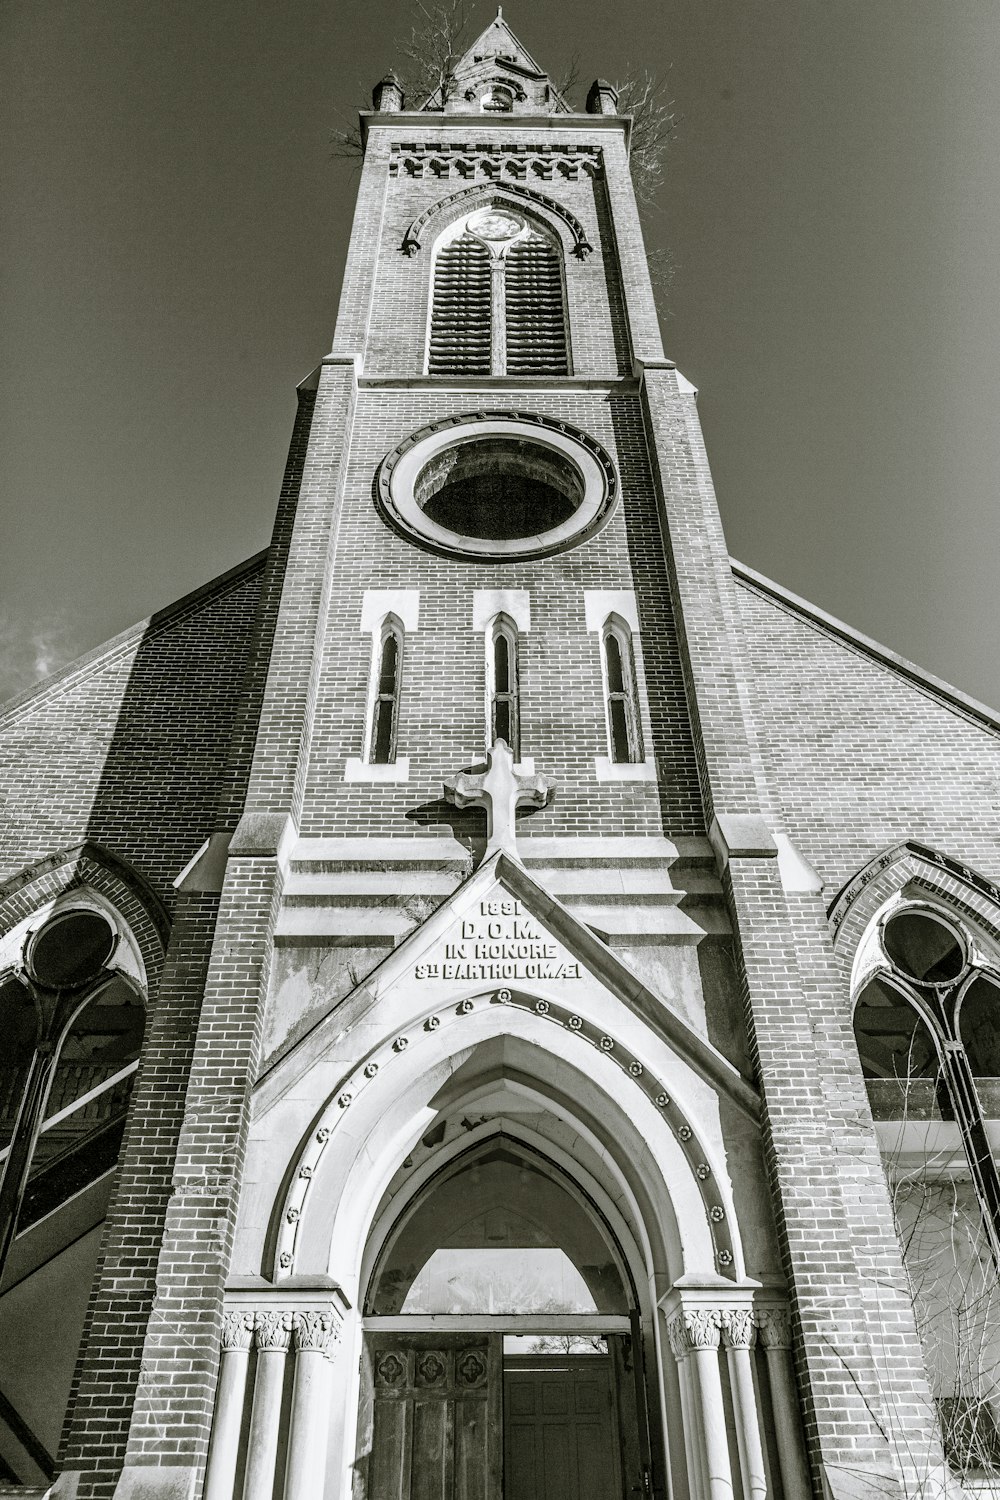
[720,1309,768,1500]
[243,1309,294,1500]
[284,1309,340,1500]
[203,1310,255,1500]
[668,1318,708,1500]
[756,1308,811,1500]
[490,258,505,375]
[668,1308,735,1500]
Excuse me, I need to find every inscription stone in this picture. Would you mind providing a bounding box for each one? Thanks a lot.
[414,900,581,982]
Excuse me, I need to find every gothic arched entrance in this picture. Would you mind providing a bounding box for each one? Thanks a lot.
[354,1137,653,1500]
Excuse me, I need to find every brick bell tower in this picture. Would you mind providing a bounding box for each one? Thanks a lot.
[47,12,963,1500]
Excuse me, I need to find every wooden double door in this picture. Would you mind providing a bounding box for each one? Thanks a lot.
[355,1333,645,1500]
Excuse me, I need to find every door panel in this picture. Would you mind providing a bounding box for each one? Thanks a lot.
[503,1358,619,1500]
[356,1334,502,1500]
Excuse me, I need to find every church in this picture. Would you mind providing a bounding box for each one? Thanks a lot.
[0,13,998,1500]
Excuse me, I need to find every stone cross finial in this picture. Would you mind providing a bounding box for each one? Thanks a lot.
[444,740,554,858]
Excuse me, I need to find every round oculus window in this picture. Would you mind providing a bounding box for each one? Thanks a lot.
[24,908,118,991]
[376,413,618,561]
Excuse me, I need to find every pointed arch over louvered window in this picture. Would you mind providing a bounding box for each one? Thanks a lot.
[426,206,570,376]
[428,234,492,374]
[506,235,568,374]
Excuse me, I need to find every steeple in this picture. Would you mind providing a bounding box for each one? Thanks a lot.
[424,10,571,115]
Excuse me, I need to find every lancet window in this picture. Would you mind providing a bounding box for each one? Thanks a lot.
[487,614,521,759]
[601,615,643,764]
[427,206,569,376]
[368,615,405,765]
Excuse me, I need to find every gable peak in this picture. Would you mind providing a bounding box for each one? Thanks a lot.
[429,10,571,115]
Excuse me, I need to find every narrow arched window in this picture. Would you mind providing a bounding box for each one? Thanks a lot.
[488,615,520,759]
[427,209,569,376]
[0,907,145,1278]
[602,617,643,764]
[852,903,1000,1477]
[369,617,404,765]
[428,234,492,374]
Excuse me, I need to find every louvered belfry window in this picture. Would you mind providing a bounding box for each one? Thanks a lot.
[427,211,568,375]
[428,234,492,374]
[505,237,568,374]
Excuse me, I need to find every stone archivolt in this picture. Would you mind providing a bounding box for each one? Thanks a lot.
[272,983,737,1283]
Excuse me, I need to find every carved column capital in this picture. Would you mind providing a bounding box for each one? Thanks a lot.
[666,1306,722,1359]
[293,1309,340,1355]
[720,1307,757,1351]
[755,1306,792,1350]
[253,1309,295,1351]
[221,1309,255,1352]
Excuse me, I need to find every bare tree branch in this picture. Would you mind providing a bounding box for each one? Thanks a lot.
[397,0,472,109]
[330,0,472,163]
[613,67,677,213]
[553,51,581,109]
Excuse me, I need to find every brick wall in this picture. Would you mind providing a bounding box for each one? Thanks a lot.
[733,576,1000,889]
[0,558,266,905]
[296,383,701,840]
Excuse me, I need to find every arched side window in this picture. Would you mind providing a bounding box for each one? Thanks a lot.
[426,206,569,376]
[852,901,1000,1478]
[368,615,405,766]
[0,903,146,1277]
[488,614,521,759]
[602,615,643,765]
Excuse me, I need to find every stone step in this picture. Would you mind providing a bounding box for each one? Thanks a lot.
[282,867,720,905]
[520,836,715,870]
[274,909,414,947]
[288,837,470,875]
[273,899,729,949]
[543,868,721,899]
[570,902,731,944]
[284,870,459,901]
[287,836,717,876]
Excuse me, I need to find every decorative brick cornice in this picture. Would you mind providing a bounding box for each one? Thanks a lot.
[390,141,602,184]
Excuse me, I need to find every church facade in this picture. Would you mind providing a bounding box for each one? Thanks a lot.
[1,16,998,1500]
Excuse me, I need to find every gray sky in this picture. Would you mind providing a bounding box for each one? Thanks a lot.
[4,1,1000,708]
